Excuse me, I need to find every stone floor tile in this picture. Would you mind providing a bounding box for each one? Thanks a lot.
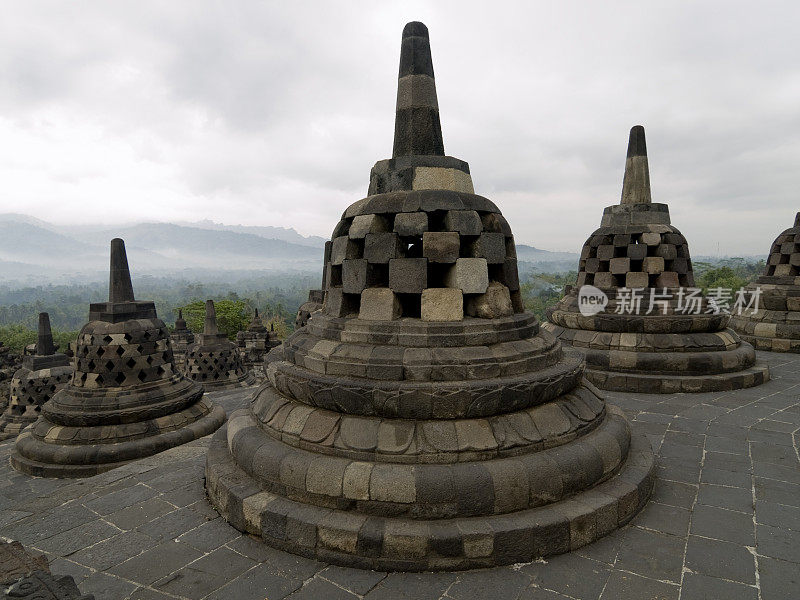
[104,497,176,530]
[700,466,752,488]
[34,518,121,556]
[78,571,139,600]
[517,586,575,600]
[684,535,756,584]
[749,441,797,467]
[135,507,209,543]
[630,502,691,538]
[650,480,697,509]
[758,555,800,600]
[318,564,387,595]
[286,576,361,599]
[611,527,685,583]
[702,451,752,473]
[366,572,458,600]
[752,460,800,485]
[83,483,159,516]
[108,540,204,585]
[599,571,678,600]
[203,567,303,600]
[225,536,324,580]
[128,588,179,600]
[690,504,755,546]
[446,568,530,600]
[68,530,156,572]
[176,517,240,552]
[755,500,800,531]
[756,524,800,563]
[521,553,609,599]
[754,477,800,508]
[154,567,226,600]
[704,435,749,455]
[696,483,754,512]
[680,572,758,600]
[189,545,257,579]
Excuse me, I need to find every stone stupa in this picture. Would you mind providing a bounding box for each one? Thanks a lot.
[11,239,226,477]
[544,126,770,393]
[237,308,280,378]
[184,300,255,390]
[206,22,654,571]
[170,308,195,370]
[729,213,800,351]
[0,313,73,441]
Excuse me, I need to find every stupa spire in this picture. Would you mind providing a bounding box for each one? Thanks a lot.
[109,238,135,302]
[795,212,800,227]
[204,300,219,335]
[36,312,56,356]
[620,125,652,205]
[392,21,444,157]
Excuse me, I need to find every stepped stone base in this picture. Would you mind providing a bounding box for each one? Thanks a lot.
[205,405,655,571]
[11,398,225,478]
[584,362,770,393]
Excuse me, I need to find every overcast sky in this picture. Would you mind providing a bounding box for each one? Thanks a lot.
[1,1,798,255]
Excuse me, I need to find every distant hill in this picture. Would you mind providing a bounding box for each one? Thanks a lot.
[0,213,585,285]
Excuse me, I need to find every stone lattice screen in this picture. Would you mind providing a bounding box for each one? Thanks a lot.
[764,214,800,277]
[576,223,695,289]
[324,192,522,320]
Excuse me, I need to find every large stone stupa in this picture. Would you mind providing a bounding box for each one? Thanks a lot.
[12,239,226,477]
[729,213,800,351]
[544,126,770,393]
[184,300,255,390]
[0,313,72,441]
[206,22,654,571]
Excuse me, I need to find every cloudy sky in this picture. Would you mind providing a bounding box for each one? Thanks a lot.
[1,1,798,255]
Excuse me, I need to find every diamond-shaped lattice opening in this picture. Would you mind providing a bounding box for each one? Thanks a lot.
[105,360,115,371]
[137,370,147,382]
[124,333,132,342]
[143,331,151,340]
[126,358,136,369]
[116,346,125,356]
[114,372,126,385]
[87,359,96,370]
[95,347,105,357]
[156,366,165,376]
[103,335,113,343]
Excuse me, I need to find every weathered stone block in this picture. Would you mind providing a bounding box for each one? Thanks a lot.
[422,231,460,263]
[342,259,368,294]
[364,233,401,263]
[349,214,389,239]
[597,245,615,260]
[421,288,463,321]
[331,236,360,265]
[465,282,513,318]
[594,272,616,288]
[655,271,680,288]
[325,288,360,317]
[445,258,488,294]
[640,232,661,245]
[625,272,649,288]
[627,244,647,260]
[609,258,630,274]
[444,210,482,235]
[359,289,401,321]
[642,256,665,274]
[471,233,506,263]
[389,258,428,293]
[394,212,428,236]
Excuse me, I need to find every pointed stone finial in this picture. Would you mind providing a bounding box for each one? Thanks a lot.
[204,300,219,335]
[620,125,652,205]
[254,308,259,318]
[179,308,184,319]
[392,21,444,158]
[175,308,187,330]
[109,238,135,303]
[36,312,56,356]
[795,212,800,227]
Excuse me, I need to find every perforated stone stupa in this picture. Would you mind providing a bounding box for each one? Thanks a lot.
[170,308,195,370]
[237,308,279,378]
[205,22,655,571]
[544,126,769,393]
[184,300,255,390]
[729,213,800,352]
[0,313,72,441]
[11,239,226,477]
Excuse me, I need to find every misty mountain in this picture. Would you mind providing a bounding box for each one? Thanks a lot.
[176,219,327,248]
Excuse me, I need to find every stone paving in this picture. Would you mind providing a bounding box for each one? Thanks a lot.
[1,350,798,599]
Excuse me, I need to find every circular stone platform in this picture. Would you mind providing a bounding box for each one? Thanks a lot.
[729,212,800,352]
[544,126,769,393]
[205,22,654,571]
[11,240,226,478]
